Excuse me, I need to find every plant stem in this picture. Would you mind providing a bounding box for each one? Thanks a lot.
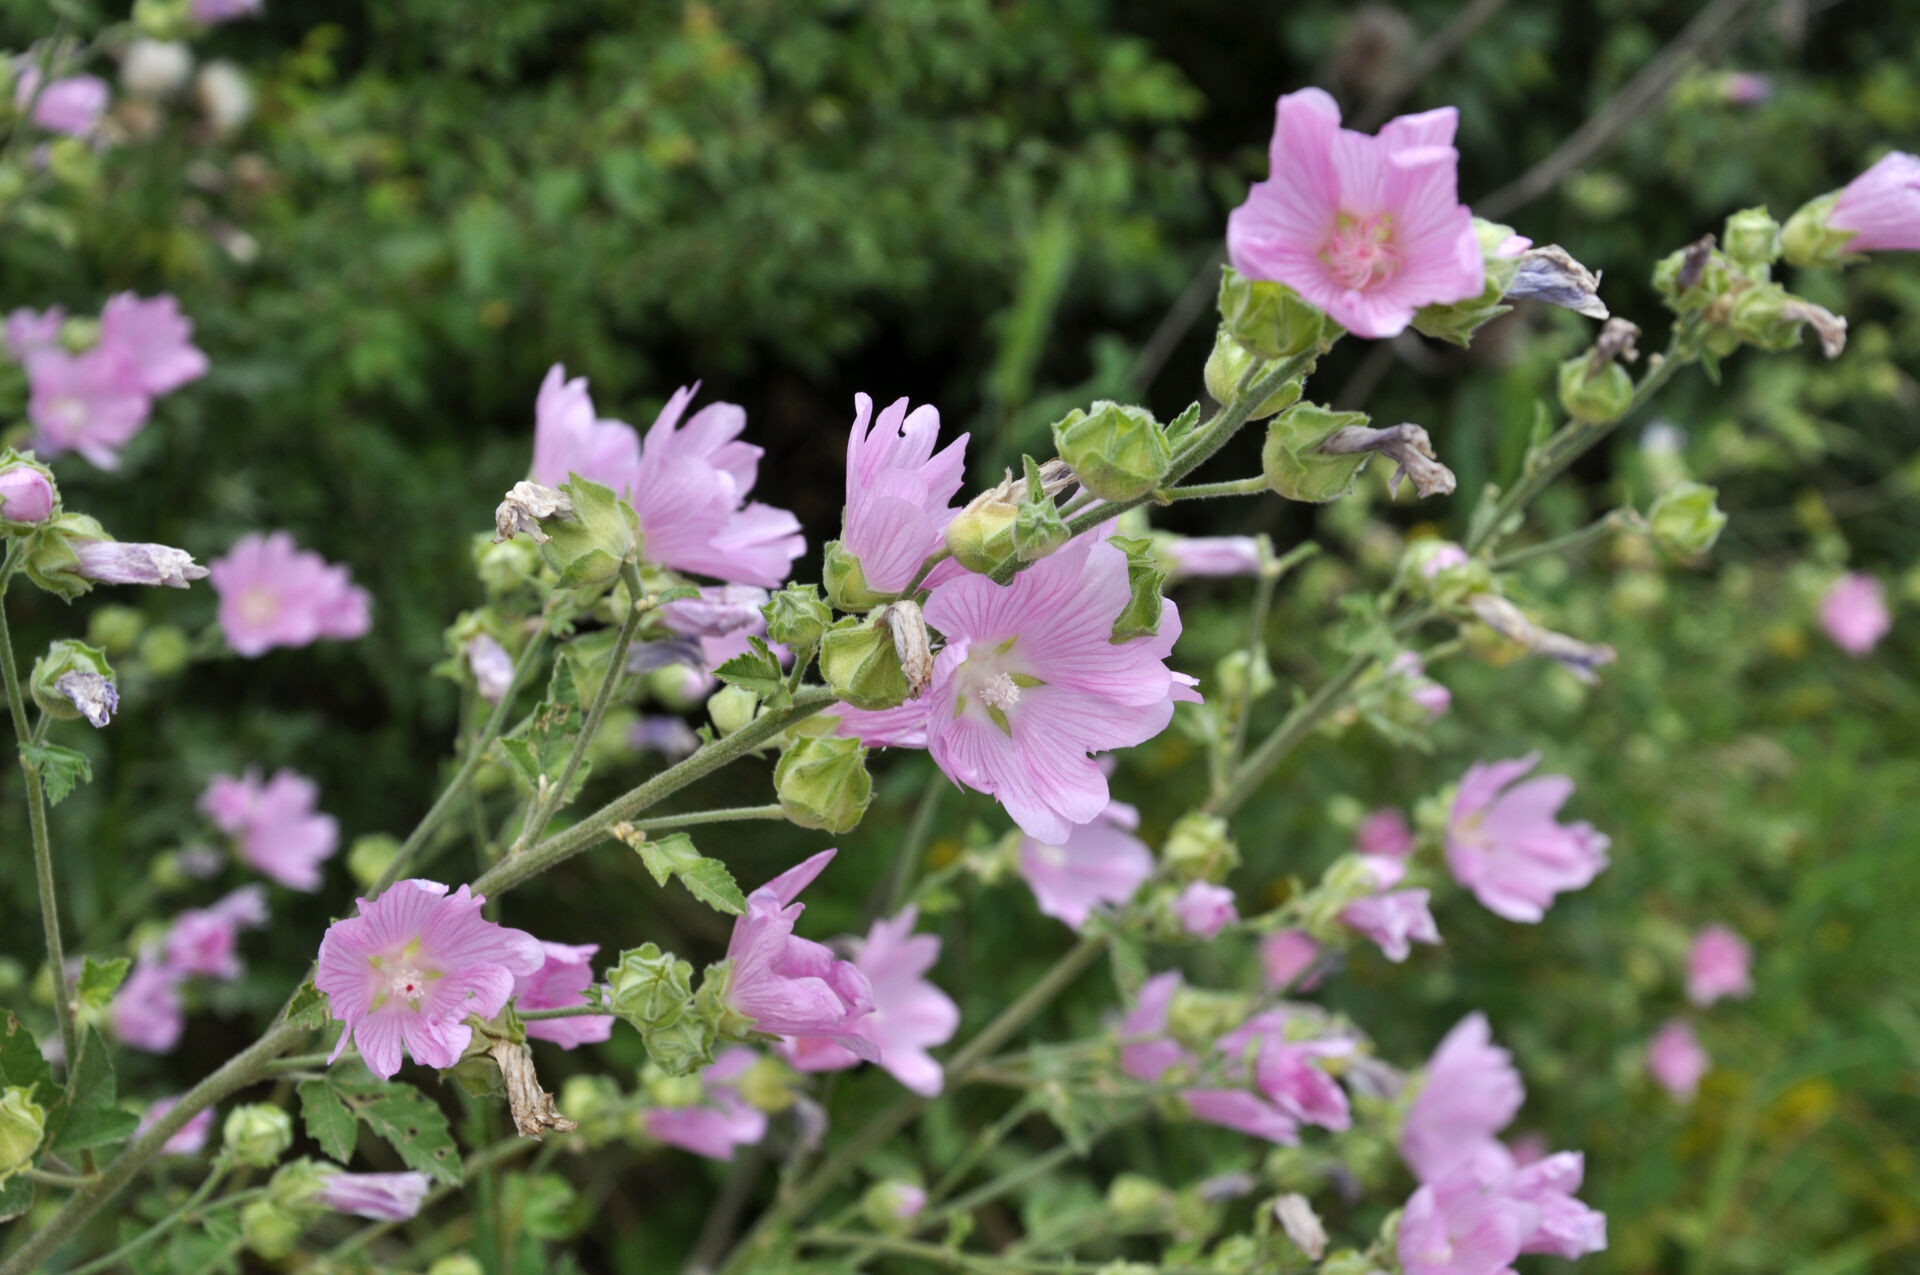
[797,1231,1216,1275]
[879,775,944,917]
[59,1165,229,1275]
[321,1137,538,1264]
[1490,509,1639,570]
[21,1167,97,1189]
[636,804,788,833]
[517,1003,607,1021]
[1161,475,1269,501]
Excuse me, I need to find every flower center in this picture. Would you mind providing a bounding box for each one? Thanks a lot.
[237,587,278,626]
[384,962,433,1006]
[1321,211,1400,290]
[978,672,1022,712]
[50,396,86,433]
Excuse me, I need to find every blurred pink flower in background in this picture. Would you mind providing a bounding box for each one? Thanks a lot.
[26,348,149,469]
[315,1171,432,1221]
[1647,1019,1709,1101]
[1819,573,1890,656]
[1400,1012,1525,1183]
[1260,929,1322,991]
[200,767,339,891]
[1446,754,1609,923]
[1356,806,1415,859]
[1340,888,1439,962]
[110,952,184,1054]
[1174,881,1238,939]
[162,885,269,980]
[1159,534,1264,580]
[192,0,264,23]
[644,1047,769,1161]
[1686,924,1753,1006]
[1017,800,1154,931]
[135,1096,215,1155]
[98,293,209,395]
[209,531,372,656]
[782,905,959,1096]
[15,67,110,136]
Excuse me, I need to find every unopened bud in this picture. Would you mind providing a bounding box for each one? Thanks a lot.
[765,583,832,650]
[944,478,1020,575]
[1728,285,1848,359]
[822,540,890,611]
[0,1087,45,1184]
[1722,206,1782,269]
[30,639,116,727]
[774,736,872,833]
[1557,321,1638,426]
[862,1180,929,1232]
[1162,811,1238,882]
[1203,329,1304,419]
[1214,648,1275,704]
[1780,191,1853,269]
[640,1008,718,1077]
[539,476,639,590]
[607,942,695,1031]
[473,532,541,595]
[240,1199,305,1260]
[820,614,911,711]
[86,605,145,654]
[1218,266,1325,360]
[1653,235,1730,313]
[137,625,190,678]
[1106,1173,1171,1225]
[1648,481,1727,558]
[708,685,758,736]
[738,1056,797,1114]
[1274,1194,1328,1261]
[223,1103,293,1168]
[1166,985,1251,1053]
[1051,402,1171,502]
[493,480,572,545]
[1262,402,1373,502]
[0,457,56,527]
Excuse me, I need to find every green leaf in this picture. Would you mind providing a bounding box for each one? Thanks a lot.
[334,1077,463,1185]
[495,659,591,802]
[0,1175,32,1224]
[23,743,92,806]
[48,1029,138,1153]
[633,833,745,916]
[712,636,789,707]
[285,980,332,1030]
[0,1009,53,1099]
[297,1079,358,1163]
[77,956,131,1010]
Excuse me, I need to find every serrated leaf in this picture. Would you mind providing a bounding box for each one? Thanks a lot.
[285,980,332,1030]
[77,955,130,1010]
[1166,400,1202,442]
[633,831,694,887]
[676,857,746,916]
[298,1079,358,1163]
[49,1029,138,1153]
[494,659,588,801]
[0,1009,52,1098]
[712,636,789,706]
[23,742,91,806]
[335,1078,462,1185]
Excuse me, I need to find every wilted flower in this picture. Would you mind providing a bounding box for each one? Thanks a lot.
[163,886,269,980]
[26,349,150,470]
[1819,573,1890,656]
[209,532,372,656]
[315,880,543,1079]
[1647,1019,1709,1101]
[513,942,615,1050]
[1339,888,1440,962]
[1173,881,1238,939]
[1017,800,1154,931]
[53,670,117,728]
[315,1171,433,1221]
[1446,754,1609,923]
[714,850,875,1054]
[1686,924,1753,1006]
[836,393,969,597]
[781,905,959,1096]
[1400,1013,1525,1184]
[644,1047,769,1161]
[134,1096,215,1155]
[110,952,184,1054]
[200,768,340,891]
[73,540,209,589]
[1226,88,1483,338]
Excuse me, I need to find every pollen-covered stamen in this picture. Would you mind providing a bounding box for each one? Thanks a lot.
[1321,211,1401,290]
[977,672,1022,712]
[385,962,433,1005]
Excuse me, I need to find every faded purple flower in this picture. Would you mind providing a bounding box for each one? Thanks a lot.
[1340,888,1439,962]
[315,1171,432,1221]
[717,850,875,1055]
[1686,924,1753,1006]
[1647,1019,1708,1101]
[73,540,209,589]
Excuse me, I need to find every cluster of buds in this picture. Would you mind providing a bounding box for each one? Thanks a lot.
[1652,209,1850,368]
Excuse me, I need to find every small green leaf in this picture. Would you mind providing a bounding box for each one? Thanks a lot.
[713,637,790,707]
[676,857,746,916]
[297,1079,358,1163]
[49,1029,138,1153]
[285,980,332,1030]
[335,1077,462,1185]
[77,955,130,1010]
[23,743,92,806]
[0,1010,53,1098]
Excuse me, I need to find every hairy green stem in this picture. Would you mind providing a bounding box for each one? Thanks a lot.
[636,803,788,833]
[1490,508,1640,570]
[60,1165,230,1275]
[1162,474,1269,501]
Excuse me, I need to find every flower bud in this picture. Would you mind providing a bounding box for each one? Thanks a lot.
[1214,648,1275,704]
[241,1200,305,1260]
[862,1180,929,1233]
[558,1074,623,1141]
[1109,536,1169,642]
[137,626,190,678]
[1050,402,1171,503]
[738,1055,797,1114]
[607,942,695,1031]
[0,1086,45,1184]
[819,614,911,711]
[266,1157,332,1207]
[539,476,640,591]
[86,604,145,655]
[707,685,759,737]
[1262,402,1373,502]
[1648,481,1727,558]
[1722,206,1782,269]
[472,531,541,596]
[1727,284,1848,359]
[1106,1174,1172,1226]
[1557,354,1635,426]
[647,662,711,712]
[223,1103,293,1168]
[944,482,1019,576]
[0,456,56,528]
[1218,266,1325,361]
[774,736,873,833]
[822,540,890,611]
[1780,191,1853,269]
[640,1009,718,1077]
[1165,985,1251,1053]
[346,834,401,890]
[30,638,117,727]
[1202,330,1304,420]
[1162,811,1238,882]
[765,584,832,654]
[1652,235,1731,313]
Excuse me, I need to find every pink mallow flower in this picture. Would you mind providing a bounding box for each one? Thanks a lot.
[97,293,209,396]
[1400,1012,1525,1184]
[839,392,968,596]
[644,1047,769,1161]
[1397,1179,1527,1275]
[1174,881,1238,939]
[315,879,544,1080]
[1340,888,1439,962]
[1226,88,1483,339]
[315,1171,432,1221]
[1017,800,1154,931]
[513,942,615,1049]
[1828,152,1920,254]
[922,534,1195,843]
[200,767,340,891]
[781,905,959,1096]
[1446,754,1609,923]
[135,1096,215,1155]
[716,850,876,1055]
[1686,924,1753,1006]
[1647,1019,1709,1101]
[162,885,269,980]
[1356,807,1415,859]
[1260,929,1322,991]
[26,348,151,470]
[1159,535,1264,581]
[529,363,641,495]
[15,68,110,137]
[1820,573,1890,656]
[73,539,209,588]
[110,951,184,1054]
[209,531,372,656]
[5,306,64,358]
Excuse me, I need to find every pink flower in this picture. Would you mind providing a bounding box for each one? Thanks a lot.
[72,540,208,588]
[829,700,933,750]
[1446,754,1609,923]
[1647,1019,1708,1101]
[97,293,209,396]
[1721,72,1774,106]
[5,306,64,358]
[465,634,514,703]
[162,885,269,980]
[0,464,55,524]
[1259,930,1322,991]
[1339,888,1439,962]
[200,767,340,891]
[1828,152,1920,254]
[26,348,151,470]
[717,850,876,1054]
[1397,1179,1527,1275]
[315,879,544,1080]
[110,952,184,1054]
[781,906,959,1096]
[1391,651,1451,718]
[135,1097,215,1155]
[1356,807,1415,859]
[922,535,1194,843]
[1174,881,1238,939]
[1819,573,1890,656]
[513,941,614,1049]
[1419,541,1471,577]
[209,532,373,656]
[1502,1149,1608,1258]
[529,363,642,493]
[1401,1013,1525,1184]
[1255,1037,1353,1132]
[1686,924,1753,1006]
[1017,800,1154,931]
[1226,88,1483,339]
[15,69,110,137]
[660,585,770,637]
[315,1171,432,1221]
[1160,535,1264,580]
[192,0,263,24]
[644,1047,769,1161]
[840,393,969,596]
[1119,971,1197,1085]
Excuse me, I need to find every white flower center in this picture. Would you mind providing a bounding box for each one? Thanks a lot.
[384,963,432,1005]
[978,671,1022,712]
[50,396,86,433]
[238,587,278,626]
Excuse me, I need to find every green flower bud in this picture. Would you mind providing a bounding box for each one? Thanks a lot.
[86,604,145,655]
[774,736,873,833]
[1261,402,1371,503]
[1652,240,1731,313]
[641,1009,718,1077]
[223,1103,293,1168]
[708,685,759,736]
[558,1074,624,1143]
[766,583,833,652]
[21,511,108,601]
[0,1086,45,1184]
[346,834,401,890]
[1780,191,1855,269]
[1106,1173,1171,1226]
[1166,986,1251,1054]
[1218,266,1325,361]
[1727,284,1849,358]
[608,942,695,1031]
[1722,206,1782,269]
[133,0,193,41]
[429,1257,487,1275]
[647,663,709,712]
[822,541,891,611]
[944,484,1019,576]
[240,1199,306,1260]
[1202,330,1303,421]
[1108,537,1169,643]
[1051,402,1171,503]
[473,530,541,596]
[1557,355,1635,426]
[737,1056,797,1114]
[266,1156,332,1207]
[534,475,639,591]
[1162,811,1238,882]
[1648,481,1727,558]
[30,638,114,725]
[136,626,190,678]
[1317,1249,1382,1275]
[862,1180,929,1233]
[1214,648,1275,704]
[819,614,910,711]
